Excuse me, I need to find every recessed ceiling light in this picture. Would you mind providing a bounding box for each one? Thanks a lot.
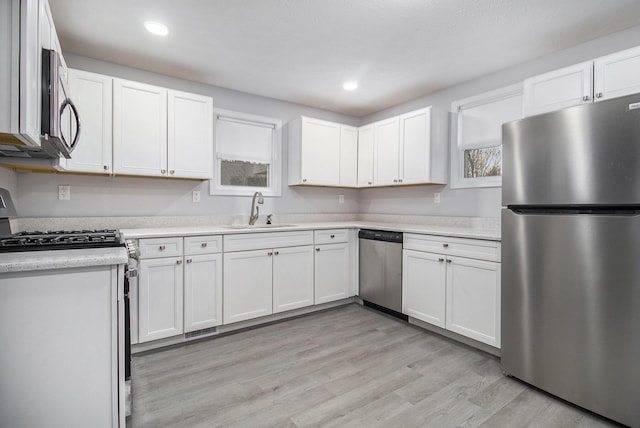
[144,21,169,36]
[343,81,358,91]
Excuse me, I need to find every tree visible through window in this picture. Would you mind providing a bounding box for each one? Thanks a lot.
[464,146,501,178]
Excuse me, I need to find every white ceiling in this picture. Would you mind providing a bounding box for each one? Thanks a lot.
[49,0,640,117]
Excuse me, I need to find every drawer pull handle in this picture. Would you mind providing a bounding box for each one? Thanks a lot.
[442,243,449,248]
[159,245,166,251]
[201,242,208,248]
[330,234,335,238]
[177,259,183,265]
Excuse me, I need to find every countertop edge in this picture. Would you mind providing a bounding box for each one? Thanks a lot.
[0,247,129,273]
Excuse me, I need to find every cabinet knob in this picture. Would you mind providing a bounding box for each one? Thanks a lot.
[446,259,452,263]
[201,242,208,248]
[170,170,175,175]
[186,259,192,263]
[438,258,444,262]
[103,165,109,170]
[582,95,591,102]
[274,251,279,256]
[161,169,167,174]
[398,179,403,183]
[316,248,320,252]
[442,243,449,248]
[330,234,335,238]
[368,181,372,185]
[177,259,183,265]
[595,92,604,99]
[159,245,166,251]
[267,251,273,256]
[302,178,307,183]
[393,179,398,183]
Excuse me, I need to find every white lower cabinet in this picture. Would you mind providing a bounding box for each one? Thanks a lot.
[314,242,351,304]
[402,233,501,348]
[402,249,446,328]
[273,246,314,313]
[223,249,273,324]
[138,257,184,343]
[184,253,222,332]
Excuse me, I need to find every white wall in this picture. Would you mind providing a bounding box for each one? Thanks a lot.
[358,24,640,219]
[12,24,640,220]
[13,54,360,218]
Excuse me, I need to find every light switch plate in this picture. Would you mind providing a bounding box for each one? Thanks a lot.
[192,190,201,203]
[58,185,70,201]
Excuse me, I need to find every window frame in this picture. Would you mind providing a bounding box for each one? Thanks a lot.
[450,83,523,189]
[209,108,282,197]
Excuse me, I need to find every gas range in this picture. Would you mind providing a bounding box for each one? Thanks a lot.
[0,229,125,253]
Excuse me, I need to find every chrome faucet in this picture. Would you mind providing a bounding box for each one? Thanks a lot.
[249,191,264,225]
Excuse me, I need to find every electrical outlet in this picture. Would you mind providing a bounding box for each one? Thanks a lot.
[338,195,344,204]
[58,185,70,201]
[434,192,441,203]
[192,190,201,203]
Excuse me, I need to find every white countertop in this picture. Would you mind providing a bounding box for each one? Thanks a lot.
[121,221,500,241]
[0,247,129,273]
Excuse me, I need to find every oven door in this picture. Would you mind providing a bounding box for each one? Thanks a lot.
[41,49,80,159]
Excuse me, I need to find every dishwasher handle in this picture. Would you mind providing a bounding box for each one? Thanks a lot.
[358,229,403,243]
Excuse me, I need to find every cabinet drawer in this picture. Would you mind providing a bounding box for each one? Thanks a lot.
[314,229,349,244]
[138,237,183,259]
[223,230,314,252]
[404,233,501,262]
[184,235,222,255]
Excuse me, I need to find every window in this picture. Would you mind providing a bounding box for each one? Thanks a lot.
[210,109,282,196]
[450,84,522,188]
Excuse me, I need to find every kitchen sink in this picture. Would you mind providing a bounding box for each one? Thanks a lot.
[223,224,297,229]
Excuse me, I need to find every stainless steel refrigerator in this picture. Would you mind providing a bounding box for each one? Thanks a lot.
[501,93,640,427]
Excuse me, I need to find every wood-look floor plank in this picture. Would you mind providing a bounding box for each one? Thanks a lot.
[129,304,619,428]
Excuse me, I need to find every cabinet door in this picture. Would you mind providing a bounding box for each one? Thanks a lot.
[523,61,593,117]
[138,257,184,343]
[167,90,213,179]
[446,256,500,347]
[374,116,400,185]
[315,242,351,304]
[399,107,431,184]
[113,79,167,177]
[300,117,341,185]
[402,249,446,328]
[66,70,113,173]
[339,125,358,187]
[594,45,640,102]
[357,124,375,187]
[273,245,314,313]
[223,250,273,324]
[18,0,41,146]
[184,253,222,332]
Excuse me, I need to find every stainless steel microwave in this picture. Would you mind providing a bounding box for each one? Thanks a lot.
[40,48,80,159]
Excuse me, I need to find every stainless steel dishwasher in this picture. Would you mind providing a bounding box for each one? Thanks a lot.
[358,229,406,319]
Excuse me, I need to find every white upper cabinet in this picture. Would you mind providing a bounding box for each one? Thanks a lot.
[339,125,358,187]
[594,45,640,102]
[524,45,640,117]
[357,124,374,187]
[289,116,358,187]
[372,107,447,187]
[523,62,593,116]
[113,79,168,177]
[373,116,401,186]
[113,79,213,179]
[167,90,213,179]
[66,69,112,174]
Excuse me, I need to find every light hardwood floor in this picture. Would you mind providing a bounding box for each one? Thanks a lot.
[129,304,620,428]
